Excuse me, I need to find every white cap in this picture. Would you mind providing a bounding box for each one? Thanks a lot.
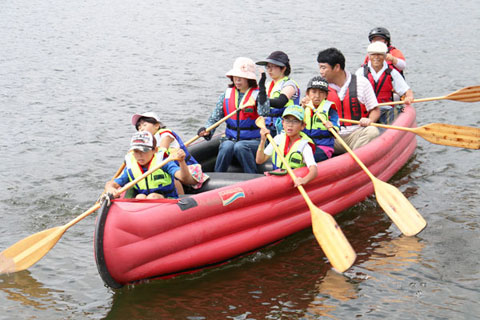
[367,41,388,55]
[130,131,156,152]
[131,112,161,127]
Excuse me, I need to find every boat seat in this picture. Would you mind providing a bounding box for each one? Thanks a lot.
[184,172,264,194]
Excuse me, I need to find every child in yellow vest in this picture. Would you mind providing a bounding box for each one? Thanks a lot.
[256,105,318,187]
[105,131,196,199]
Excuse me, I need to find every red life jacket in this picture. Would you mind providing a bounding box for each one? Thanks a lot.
[363,45,405,77]
[363,65,394,103]
[327,74,369,127]
[223,87,260,140]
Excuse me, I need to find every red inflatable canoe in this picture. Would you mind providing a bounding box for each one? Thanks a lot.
[94,106,417,288]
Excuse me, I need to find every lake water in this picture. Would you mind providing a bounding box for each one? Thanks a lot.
[1,0,479,319]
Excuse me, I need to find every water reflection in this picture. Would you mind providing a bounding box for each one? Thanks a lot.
[360,236,425,275]
[0,270,63,310]
[303,236,425,319]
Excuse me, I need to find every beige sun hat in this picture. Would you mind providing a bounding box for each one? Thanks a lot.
[225,57,257,80]
[367,41,388,55]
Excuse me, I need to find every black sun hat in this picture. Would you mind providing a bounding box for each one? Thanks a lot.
[256,51,290,67]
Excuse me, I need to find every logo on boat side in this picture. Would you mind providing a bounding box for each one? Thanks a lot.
[219,187,245,206]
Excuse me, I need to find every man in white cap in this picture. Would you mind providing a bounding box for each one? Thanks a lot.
[356,41,413,124]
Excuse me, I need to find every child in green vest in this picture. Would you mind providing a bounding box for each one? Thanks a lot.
[256,105,318,187]
[105,131,196,199]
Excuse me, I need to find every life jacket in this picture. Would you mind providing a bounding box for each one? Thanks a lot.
[156,128,199,165]
[303,100,339,149]
[272,132,315,170]
[363,45,405,77]
[223,87,260,140]
[125,152,178,198]
[265,76,300,127]
[327,74,369,127]
[363,65,394,103]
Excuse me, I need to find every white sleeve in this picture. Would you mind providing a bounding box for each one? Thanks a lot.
[158,132,180,149]
[302,144,316,167]
[264,134,283,156]
[391,69,410,96]
[394,58,406,71]
[355,67,365,78]
[357,76,379,111]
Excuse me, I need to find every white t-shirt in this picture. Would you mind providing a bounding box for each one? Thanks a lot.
[329,71,379,136]
[155,131,180,149]
[264,133,316,167]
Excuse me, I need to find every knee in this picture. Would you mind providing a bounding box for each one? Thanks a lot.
[146,193,164,199]
[365,126,380,138]
[233,142,248,153]
[219,140,234,153]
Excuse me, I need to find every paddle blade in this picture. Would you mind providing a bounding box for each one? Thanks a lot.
[373,178,427,236]
[311,206,356,272]
[446,85,480,102]
[415,123,480,149]
[255,116,266,129]
[0,226,66,274]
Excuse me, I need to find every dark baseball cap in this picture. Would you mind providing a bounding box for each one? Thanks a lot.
[306,76,329,92]
[256,51,290,67]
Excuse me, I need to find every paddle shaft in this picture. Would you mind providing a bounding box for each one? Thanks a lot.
[377,96,446,107]
[377,85,480,107]
[304,110,375,180]
[184,105,250,146]
[339,118,413,133]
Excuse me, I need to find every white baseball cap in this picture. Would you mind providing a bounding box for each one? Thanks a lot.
[129,131,156,152]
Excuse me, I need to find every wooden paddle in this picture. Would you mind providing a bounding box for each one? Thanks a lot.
[255,117,356,273]
[377,85,480,107]
[305,106,427,236]
[340,119,480,149]
[0,153,180,274]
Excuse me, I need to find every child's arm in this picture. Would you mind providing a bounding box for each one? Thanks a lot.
[104,167,129,198]
[294,165,318,187]
[256,127,271,164]
[159,134,175,150]
[104,181,122,198]
[172,149,197,185]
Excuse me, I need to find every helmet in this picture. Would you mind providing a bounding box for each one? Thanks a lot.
[368,27,391,45]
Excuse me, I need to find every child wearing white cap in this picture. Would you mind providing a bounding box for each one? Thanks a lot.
[256,105,318,187]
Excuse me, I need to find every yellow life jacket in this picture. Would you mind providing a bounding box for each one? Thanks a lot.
[272,132,314,170]
[125,152,177,198]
